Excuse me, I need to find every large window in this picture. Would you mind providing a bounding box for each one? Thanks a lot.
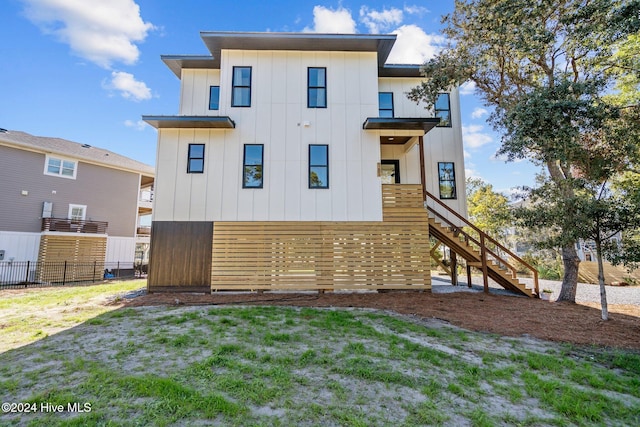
[379,92,394,117]
[435,93,451,127]
[438,162,457,199]
[209,86,220,110]
[187,144,205,173]
[44,155,77,179]
[308,67,327,108]
[243,144,264,188]
[231,66,252,107]
[309,145,329,189]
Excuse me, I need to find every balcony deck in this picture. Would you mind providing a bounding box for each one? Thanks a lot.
[42,218,108,234]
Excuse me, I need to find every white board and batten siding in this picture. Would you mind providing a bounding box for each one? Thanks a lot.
[105,237,136,266]
[154,50,383,223]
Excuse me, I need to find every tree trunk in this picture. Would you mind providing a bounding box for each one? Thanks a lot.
[557,244,580,302]
[595,238,609,321]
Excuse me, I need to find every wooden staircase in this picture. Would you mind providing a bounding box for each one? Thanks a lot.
[425,191,539,298]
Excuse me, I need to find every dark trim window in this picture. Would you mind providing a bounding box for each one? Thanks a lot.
[435,93,451,127]
[209,86,220,110]
[438,162,456,199]
[243,144,263,188]
[309,145,329,189]
[379,92,394,118]
[308,67,327,108]
[231,66,251,107]
[187,144,205,173]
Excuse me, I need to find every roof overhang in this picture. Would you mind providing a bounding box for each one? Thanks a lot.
[378,64,423,78]
[200,32,397,68]
[363,117,441,133]
[161,55,217,78]
[142,116,235,129]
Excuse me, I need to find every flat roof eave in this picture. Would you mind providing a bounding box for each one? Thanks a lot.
[362,117,441,132]
[142,116,235,129]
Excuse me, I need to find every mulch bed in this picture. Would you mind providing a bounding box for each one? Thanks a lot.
[124,290,640,351]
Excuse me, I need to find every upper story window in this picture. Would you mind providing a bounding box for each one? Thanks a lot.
[187,144,205,173]
[435,93,451,127]
[379,92,394,118]
[209,86,220,110]
[243,144,263,188]
[438,162,457,199]
[231,66,252,107]
[309,145,329,189]
[308,67,327,108]
[44,155,77,179]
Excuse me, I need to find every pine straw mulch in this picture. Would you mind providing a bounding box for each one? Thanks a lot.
[123,289,640,351]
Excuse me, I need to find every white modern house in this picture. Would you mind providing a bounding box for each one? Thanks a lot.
[143,31,536,296]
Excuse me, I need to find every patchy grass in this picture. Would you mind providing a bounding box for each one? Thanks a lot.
[0,280,144,352]
[0,293,639,426]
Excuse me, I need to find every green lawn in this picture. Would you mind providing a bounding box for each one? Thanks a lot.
[1,283,639,426]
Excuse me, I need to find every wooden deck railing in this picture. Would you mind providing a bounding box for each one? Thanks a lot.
[42,218,108,234]
[425,190,539,295]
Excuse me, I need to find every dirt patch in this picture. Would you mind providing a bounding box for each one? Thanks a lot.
[123,291,640,350]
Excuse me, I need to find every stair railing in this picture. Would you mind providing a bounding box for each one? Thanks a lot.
[425,190,539,295]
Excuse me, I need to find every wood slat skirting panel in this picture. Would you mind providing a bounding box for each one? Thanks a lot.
[148,221,213,293]
[37,234,107,283]
[211,220,430,291]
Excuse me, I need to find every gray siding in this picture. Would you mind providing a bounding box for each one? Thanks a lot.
[0,144,140,237]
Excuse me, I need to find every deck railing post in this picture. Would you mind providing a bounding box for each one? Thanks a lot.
[480,234,489,293]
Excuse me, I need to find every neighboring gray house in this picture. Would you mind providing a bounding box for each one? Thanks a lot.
[0,129,154,273]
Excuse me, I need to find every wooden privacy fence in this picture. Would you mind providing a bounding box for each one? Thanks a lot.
[211,221,430,291]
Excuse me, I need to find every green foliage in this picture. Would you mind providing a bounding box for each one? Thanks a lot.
[466,177,511,239]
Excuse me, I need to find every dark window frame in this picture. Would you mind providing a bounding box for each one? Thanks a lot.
[307,67,327,108]
[231,66,252,107]
[243,144,264,189]
[187,144,205,174]
[309,144,329,189]
[378,92,394,118]
[381,159,400,184]
[209,85,220,110]
[437,162,457,199]
[435,93,452,127]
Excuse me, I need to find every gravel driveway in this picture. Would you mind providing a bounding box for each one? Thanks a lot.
[432,274,640,306]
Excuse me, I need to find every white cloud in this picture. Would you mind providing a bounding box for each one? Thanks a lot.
[105,71,151,101]
[304,6,356,33]
[124,119,147,130]
[404,5,430,15]
[471,107,489,119]
[459,81,476,96]
[22,0,155,68]
[462,124,493,149]
[359,6,403,34]
[463,150,471,159]
[386,25,445,64]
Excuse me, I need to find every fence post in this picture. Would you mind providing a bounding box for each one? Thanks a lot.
[63,261,67,286]
[25,261,30,284]
[117,261,120,278]
[93,260,97,283]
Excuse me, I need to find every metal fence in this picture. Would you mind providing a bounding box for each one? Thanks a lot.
[0,261,147,289]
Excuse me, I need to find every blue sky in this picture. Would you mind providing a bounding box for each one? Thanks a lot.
[1,0,540,195]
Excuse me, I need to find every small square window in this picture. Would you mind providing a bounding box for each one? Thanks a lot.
[308,67,327,108]
[232,67,252,107]
[379,92,394,118]
[243,144,264,188]
[438,162,456,199]
[209,86,220,110]
[187,144,205,173]
[309,145,329,189]
[435,93,451,127]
